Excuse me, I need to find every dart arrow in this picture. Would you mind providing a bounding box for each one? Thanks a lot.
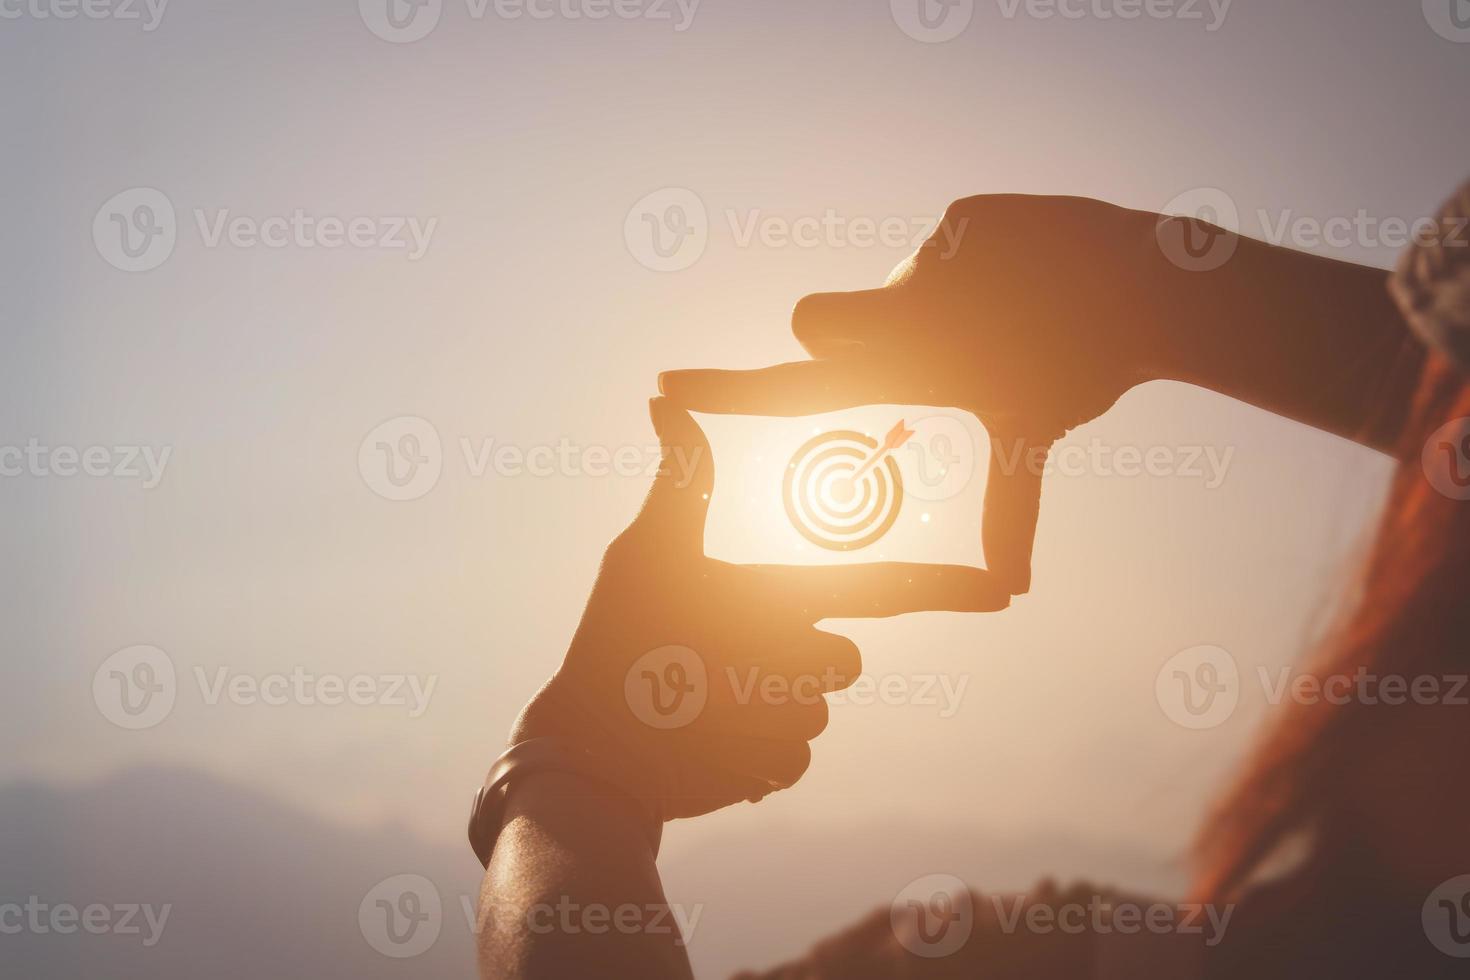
[851,419,916,480]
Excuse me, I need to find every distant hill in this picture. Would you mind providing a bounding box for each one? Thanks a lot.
[0,768,481,979]
[0,769,1182,978]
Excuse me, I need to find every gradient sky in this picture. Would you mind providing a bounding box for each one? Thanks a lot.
[3,0,1468,974]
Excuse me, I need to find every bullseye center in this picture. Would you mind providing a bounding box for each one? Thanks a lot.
[830,477,856,504]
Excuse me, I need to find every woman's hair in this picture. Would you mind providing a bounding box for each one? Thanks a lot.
[1193,349,1470,901]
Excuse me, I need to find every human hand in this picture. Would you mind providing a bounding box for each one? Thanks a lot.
[658,195,1201,594]
[509,398,1011,821]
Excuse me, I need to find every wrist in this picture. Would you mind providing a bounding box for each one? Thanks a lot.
[502,770,659,847]
[470,736,663,868]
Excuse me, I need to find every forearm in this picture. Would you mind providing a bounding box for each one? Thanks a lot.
[1153,229,1425,455]
[476,771,692,980]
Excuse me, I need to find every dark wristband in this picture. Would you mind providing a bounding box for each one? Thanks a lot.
[468,737,663,868]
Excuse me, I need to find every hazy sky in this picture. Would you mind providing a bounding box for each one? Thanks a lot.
[3,0,1468,973]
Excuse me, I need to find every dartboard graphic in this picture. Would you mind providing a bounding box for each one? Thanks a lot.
[783,424,911,551]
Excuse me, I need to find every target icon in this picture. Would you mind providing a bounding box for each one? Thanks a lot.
[783,421,914,551]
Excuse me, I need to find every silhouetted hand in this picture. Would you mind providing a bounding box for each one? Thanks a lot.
[657,195,1195,594]
[659,193,1415,594]
[509,397,1010,821]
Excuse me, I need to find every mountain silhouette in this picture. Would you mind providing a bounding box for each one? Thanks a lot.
[0,768,481,979]
[1,768,1181,978]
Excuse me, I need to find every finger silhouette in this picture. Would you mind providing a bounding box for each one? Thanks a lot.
[981,430,1049,595]
[659,356,930,416]
[790,289,910,358]
[628,397,713,548]
[748,562,1010,618]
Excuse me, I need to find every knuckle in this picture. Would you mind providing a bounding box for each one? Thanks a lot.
[775,741,812,787]
[827,636,862,689]
[795,696,828,740]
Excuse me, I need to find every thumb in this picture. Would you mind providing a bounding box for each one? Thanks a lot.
[627,397,714,546]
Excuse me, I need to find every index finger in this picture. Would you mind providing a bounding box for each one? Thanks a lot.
[659,355,937,417]
[747,562,1010,619]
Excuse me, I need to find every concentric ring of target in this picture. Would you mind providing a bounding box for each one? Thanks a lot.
[783,430,904,551]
